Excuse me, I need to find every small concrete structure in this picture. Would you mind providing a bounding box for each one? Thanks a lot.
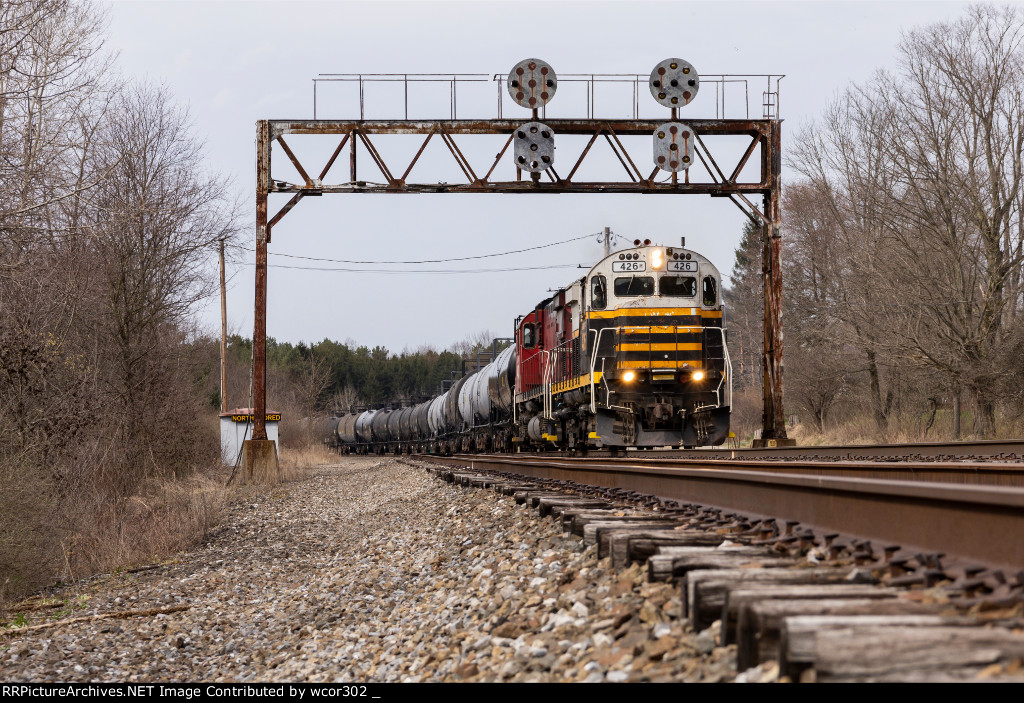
[220,408,280,466]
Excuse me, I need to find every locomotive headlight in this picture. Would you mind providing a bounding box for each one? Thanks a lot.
[651,248,664,270]
[622,370,636,382]
[692,370,705,382]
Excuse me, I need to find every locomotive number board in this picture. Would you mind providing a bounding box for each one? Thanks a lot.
[612,261,647,272]
[668,261,698,272]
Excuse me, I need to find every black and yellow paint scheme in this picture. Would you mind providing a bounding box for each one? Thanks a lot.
[528,244,732,450]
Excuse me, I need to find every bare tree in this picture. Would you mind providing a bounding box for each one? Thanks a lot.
[296,352,331,444]
[877,5,1024,435]
[330,385,360,414]
[787,5,1024,438]
[85,82,239,487]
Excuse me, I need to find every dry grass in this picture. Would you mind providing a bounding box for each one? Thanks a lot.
[787,406,1024,446]
[64,470,229,583]
[277,443,338,482]
[1,457,232,610]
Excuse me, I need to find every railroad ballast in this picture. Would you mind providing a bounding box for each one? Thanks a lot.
[324,241,732,454]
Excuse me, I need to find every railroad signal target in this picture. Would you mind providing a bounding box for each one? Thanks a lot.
[514,122,555,172]
[649,58,699,108]
[507,58,557,110]
[653,122,693,172]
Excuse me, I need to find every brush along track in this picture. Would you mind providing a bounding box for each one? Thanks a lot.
[418,455,1024,682]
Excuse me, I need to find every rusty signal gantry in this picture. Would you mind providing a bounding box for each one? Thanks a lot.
[250,69,789,448]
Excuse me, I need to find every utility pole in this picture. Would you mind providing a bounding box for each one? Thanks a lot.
[603,226,611,257]
[219,236,228,414]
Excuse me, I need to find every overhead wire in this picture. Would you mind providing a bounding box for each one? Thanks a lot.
[241,230,601,265]
[266,263,579,274]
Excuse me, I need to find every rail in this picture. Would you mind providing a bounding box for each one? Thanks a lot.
[548,337,583,389]
[423,453,1024,571]
[312,72,785,121]
[517,349,548,399]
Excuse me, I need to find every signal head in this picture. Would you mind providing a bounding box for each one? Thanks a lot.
[650,58,699,108]
[653,122,694,173]
[508,58,557,109]
[513,121,555,173]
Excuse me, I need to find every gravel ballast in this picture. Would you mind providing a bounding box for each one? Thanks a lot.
[0,458,736,683]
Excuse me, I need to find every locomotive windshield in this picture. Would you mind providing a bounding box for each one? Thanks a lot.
[590,275,607,310]
[522,323,536,348]
[660,275,697,297]
[614,276,655,297]
[703,276,718,306]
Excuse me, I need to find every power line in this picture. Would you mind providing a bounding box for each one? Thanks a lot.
[242,231,600,265]
[267,263,579,274]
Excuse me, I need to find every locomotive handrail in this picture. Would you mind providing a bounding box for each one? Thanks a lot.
[540,350,552,420]
[590,327,613,414]
[590,327,642,415]
[701,326,732,408]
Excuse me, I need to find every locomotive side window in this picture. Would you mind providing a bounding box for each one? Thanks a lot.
[523,323,536,348]
[614,276,655,297]
[702,276,718,306]
[660,275,697,297]
[590,275,607,310]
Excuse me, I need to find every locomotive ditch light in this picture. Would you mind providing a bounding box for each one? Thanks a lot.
[622,370,637,383]
[691,370,705,382]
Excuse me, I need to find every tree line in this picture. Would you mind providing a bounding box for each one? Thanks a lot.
[727,5,1024,441]
[213,333,497,445]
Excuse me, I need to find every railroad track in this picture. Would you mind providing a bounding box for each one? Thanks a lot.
[416,456,1024,682]
[543,437,1024,462]
[421,452,1024,569]
[453,451,1024,485]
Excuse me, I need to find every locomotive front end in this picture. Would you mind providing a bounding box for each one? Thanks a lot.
[515,241,731,451]
[589,243,730,447]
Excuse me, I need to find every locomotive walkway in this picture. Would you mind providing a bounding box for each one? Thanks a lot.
[0,458,735,683]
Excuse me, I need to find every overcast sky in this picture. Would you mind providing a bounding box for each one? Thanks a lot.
[105,0,974,353]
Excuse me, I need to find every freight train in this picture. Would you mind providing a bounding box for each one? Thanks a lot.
[322,240,731,454]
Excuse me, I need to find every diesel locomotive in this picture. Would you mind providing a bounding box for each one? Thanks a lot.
[323,240,731,454]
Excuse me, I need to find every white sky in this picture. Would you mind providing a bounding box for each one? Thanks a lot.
[106,0,973,353]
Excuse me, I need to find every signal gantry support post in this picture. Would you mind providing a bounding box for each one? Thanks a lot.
[758,120,791,446]
[249,115,790,449]
[240,119,280,484]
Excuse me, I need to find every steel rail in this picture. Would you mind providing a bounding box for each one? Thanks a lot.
[419,453,1024,571]
[462,454,1024,487]
[506,438,1024,462]
[671,438,1024,461]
